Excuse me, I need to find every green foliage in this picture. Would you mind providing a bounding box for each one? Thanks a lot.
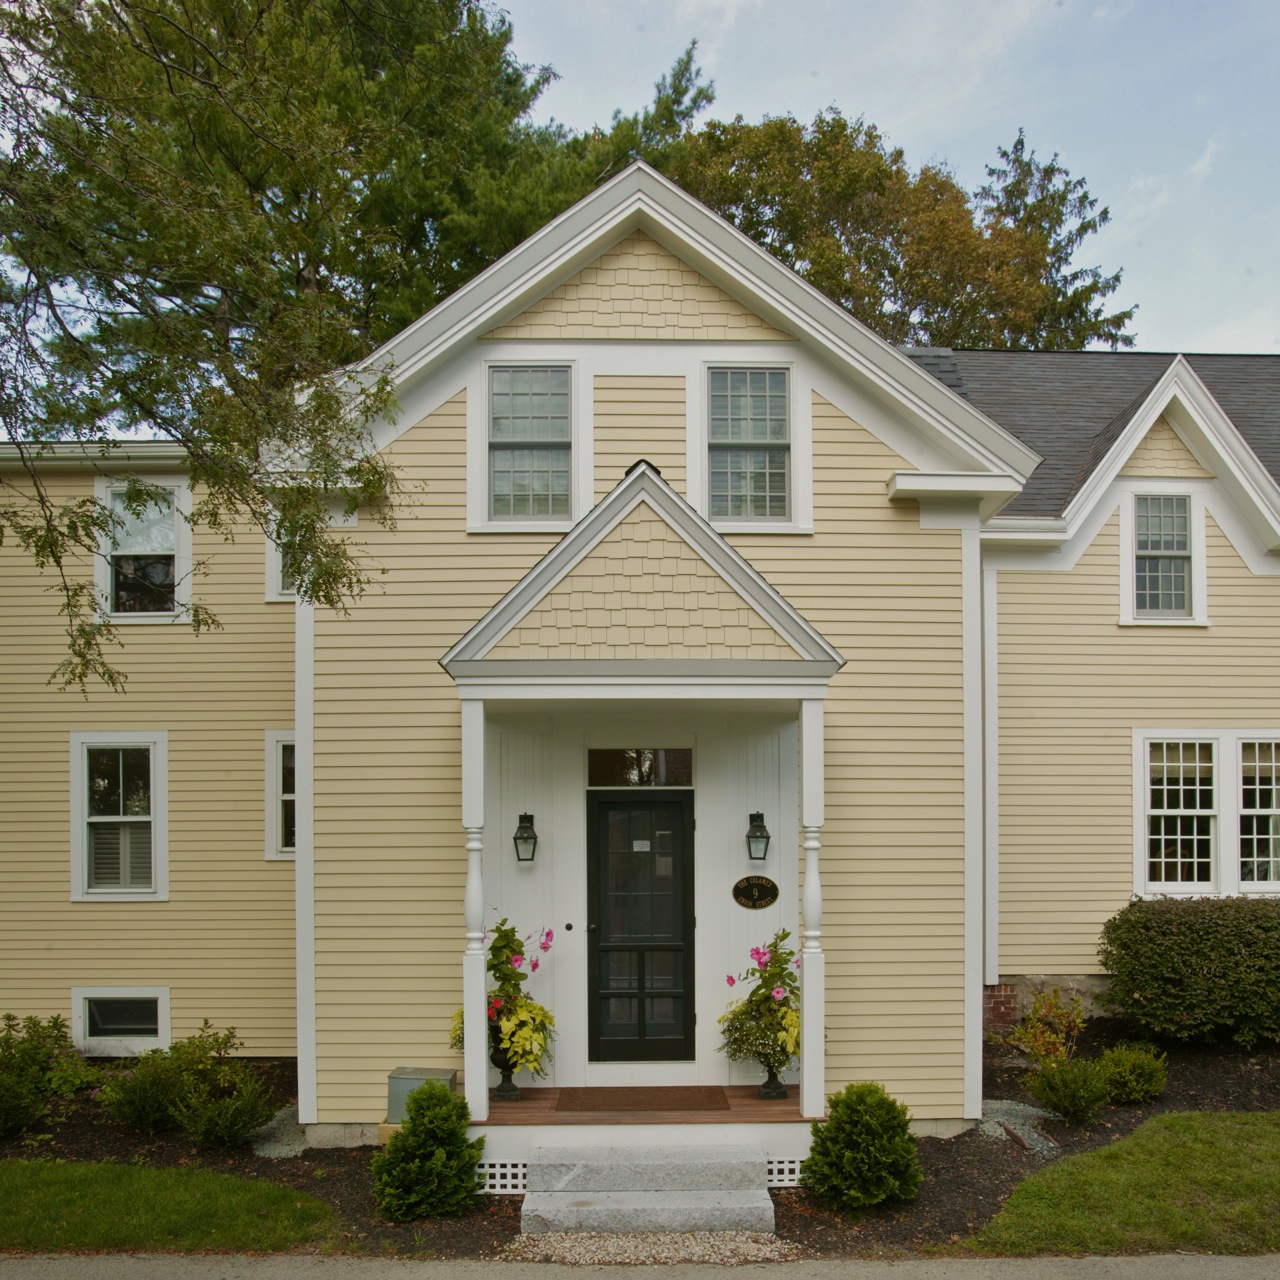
[973,1114,1280,1256]
[371,1081,484,1221]
[99,1022,273,1147]
[0,1160,334,1252]
[0,1067,45,1139]
[1096,1043,1168,1105]
[667,111,1132,351]
[801,1082,922,1210]
[1004,988,1086,1064]
[98,1051,186,1136]
[0,1013,100,1136]
[1025,1057,1111,1125]
[718,929,801,1075]
[1099,897,1280,1047]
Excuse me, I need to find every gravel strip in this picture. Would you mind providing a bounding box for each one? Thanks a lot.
[979,1099,1059,1156]
[504,1230,805,1265]
[250,1104,309,1159]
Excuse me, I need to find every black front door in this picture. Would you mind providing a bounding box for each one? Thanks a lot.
[586,791,695,1061]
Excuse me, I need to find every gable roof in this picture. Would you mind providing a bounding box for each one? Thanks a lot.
[357,163,1039,490]
[440,461,844,679]
[907,349,1280,520]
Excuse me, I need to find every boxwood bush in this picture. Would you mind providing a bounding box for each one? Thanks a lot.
[1099,897,1280,1047]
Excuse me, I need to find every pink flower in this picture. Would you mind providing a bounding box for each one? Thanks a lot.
[725,974,736,987]
[772,987,786,1001]
[794,956,802,969]
[530,956,540,972]
[749,945,771,967]
[510,954,524,969]
[540,930,553,951]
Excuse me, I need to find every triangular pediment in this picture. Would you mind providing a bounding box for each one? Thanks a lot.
[1118,416,1215,480]
[441,463,843,678]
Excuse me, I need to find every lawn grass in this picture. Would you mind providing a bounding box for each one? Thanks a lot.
[0,1160,335,1252]
[971,1112,1280,1255]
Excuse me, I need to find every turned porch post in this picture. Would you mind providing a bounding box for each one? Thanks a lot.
[460,699,488,1121]
[799,698,826,1119]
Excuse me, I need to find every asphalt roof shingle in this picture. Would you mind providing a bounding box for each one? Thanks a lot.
[904,349,1280,518]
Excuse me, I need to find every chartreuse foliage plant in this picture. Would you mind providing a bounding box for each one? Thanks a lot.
[1099,897,1280,1047]
[801,1082,922,1210]
[972,1113,1280,1255]
[1096,1043,1167,1105]
[371,1081,484,1221]
[0,1162,333,1251]
[1025,1058,1111,1125]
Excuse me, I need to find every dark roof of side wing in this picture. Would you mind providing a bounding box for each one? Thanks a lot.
[904,349,1280,517]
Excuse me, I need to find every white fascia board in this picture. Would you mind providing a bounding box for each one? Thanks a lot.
[1056,356,1280,550]
[455,677,834,701]
[356,163,1039,484]
[0,441,189,472]
[440,463,845,671]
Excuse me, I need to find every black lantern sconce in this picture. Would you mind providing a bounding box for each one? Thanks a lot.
[513,813,538,863]
[746,811,771,861]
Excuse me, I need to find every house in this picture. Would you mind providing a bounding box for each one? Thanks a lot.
[3,164,1279,1186]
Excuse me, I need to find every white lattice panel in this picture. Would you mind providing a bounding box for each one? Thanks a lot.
[767,1158,802,1186]
[480,1162,527,1194]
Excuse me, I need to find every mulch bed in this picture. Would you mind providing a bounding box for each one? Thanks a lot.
[4,1021,1279,1259]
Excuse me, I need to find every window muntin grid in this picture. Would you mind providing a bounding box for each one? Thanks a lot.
[1240,742,1280,883]
[1135,495,1191,616]
[86,745,153,890]
[1147,741,1214,884]
[110,490,176,613]
[708,368,789,520]
[489,367,571,519]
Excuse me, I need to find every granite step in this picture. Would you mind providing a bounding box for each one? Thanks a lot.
[520,1143,775,1234]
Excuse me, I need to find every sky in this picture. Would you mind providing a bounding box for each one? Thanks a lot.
[496,0,1280,353]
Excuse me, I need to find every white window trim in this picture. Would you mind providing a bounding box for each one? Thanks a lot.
[1132,728,1280,897]
[70,730,169,902]
[93,475,193,624]
[264,728,296,860]
[1119,483,1210,626]
[71,985,170,1056]
[467,358,585,533]
[692,357,812,534]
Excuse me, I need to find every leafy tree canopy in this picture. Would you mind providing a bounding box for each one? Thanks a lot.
[666,112,1134,350]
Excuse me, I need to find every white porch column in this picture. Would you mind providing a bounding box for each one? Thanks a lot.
[460,699,488,1121]
[799,698,826,1119]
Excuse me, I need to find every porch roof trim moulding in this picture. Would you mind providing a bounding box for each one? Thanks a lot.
[440,461,845,681]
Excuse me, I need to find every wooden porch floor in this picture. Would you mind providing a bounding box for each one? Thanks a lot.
[476,1085,804,1127]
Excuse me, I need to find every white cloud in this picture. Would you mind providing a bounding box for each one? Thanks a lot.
[1189,133,1224,179]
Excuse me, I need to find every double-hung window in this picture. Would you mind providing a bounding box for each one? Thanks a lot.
[1138,732,1280,895]
[72,731,168,900]
[264,730,296,859]
[110,489,177,613]
[1134,494,1192,618]
[708,368,789,521]
[489,366,571,519]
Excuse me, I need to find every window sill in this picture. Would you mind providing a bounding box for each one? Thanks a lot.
[81,1036,166,1057]
[105,611,182,626]
[468,521,576,535]
[713,521,813,536]
[1119,617,1211,628]
[74,890,167,903]
[266,851,297,862]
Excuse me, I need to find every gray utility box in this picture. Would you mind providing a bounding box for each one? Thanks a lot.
[387,1066,459,1123]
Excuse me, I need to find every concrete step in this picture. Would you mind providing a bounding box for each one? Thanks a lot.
[521,1188,776,1234]
[526,1142,768,1193]
[520,1143,775,1234]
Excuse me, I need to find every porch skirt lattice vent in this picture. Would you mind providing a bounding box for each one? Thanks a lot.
[478,1159,803,1195]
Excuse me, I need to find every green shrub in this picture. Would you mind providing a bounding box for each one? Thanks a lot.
[172,1071,273,1148]
[371,1081,484,1221]
[0,1013,100,1137]
[1097,1043,1167,1104]
[800,1082,922,1211]
[0,1066,45,1139]
[1099,896,1280,1047]
[99,1022,274,1146]
[1026,1057,1110,1124]
[1004,988,1086,1064]
[99,1051,185,1135]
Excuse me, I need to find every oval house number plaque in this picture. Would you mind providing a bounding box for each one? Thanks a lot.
[732,875,779,910]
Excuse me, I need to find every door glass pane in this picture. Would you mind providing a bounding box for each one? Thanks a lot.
[588,749,692,786]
